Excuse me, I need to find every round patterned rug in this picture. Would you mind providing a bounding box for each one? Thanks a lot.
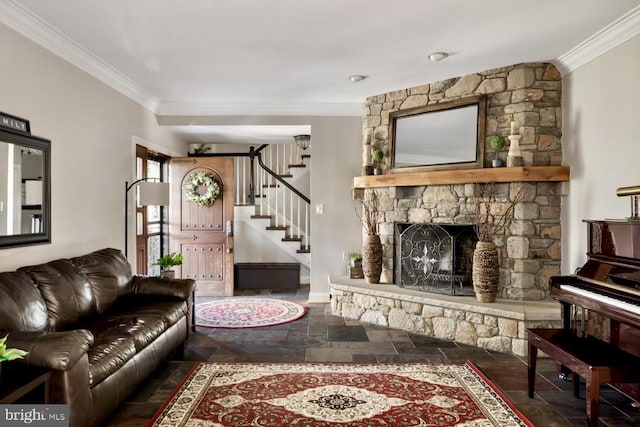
[195,298,307,328]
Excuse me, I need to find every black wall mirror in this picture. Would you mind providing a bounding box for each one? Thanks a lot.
[0,125,51,248]
[389,95,486,172]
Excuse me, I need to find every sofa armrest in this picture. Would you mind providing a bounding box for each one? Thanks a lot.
[5,330,93,371]
[132,276,196,300]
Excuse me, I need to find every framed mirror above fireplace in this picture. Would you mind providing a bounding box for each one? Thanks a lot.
[389,95,486,173]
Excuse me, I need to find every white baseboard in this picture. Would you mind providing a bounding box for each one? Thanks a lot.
[307,292,330,304]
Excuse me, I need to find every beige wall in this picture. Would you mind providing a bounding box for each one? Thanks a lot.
[308,117,362,302]
[562,33,640,274]
[158,114,363,302]
[0,23,188,271]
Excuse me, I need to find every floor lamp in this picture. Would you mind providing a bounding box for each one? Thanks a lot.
[124,178,170,258]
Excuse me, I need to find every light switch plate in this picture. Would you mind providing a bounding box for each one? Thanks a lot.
[315,204,324,214]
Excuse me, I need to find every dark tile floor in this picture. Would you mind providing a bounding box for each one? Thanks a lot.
[105,287,640,426]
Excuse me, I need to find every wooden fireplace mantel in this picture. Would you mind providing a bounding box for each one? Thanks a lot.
[352,166,570,189]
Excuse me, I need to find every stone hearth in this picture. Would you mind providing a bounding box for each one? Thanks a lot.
[329,277,561,356]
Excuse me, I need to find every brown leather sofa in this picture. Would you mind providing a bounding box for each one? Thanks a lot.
[0,248,195,427]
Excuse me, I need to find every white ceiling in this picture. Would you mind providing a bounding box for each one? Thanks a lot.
[2,0,640,143]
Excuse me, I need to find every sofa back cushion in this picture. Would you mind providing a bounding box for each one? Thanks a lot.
[71,248,133,314]
[19,259,96,331]
[0,271,49,332]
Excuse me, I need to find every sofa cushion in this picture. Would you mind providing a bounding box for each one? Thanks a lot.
[71,248,133,314]
[19,259,96,331]
[87,331,136,387]
[114,295,189,327]
[0,271,49,332]
[82,314,166,353]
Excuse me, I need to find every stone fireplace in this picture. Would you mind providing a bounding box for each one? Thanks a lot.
[395,222,476,296]
[358,62,566,302]
[329,62,568,355]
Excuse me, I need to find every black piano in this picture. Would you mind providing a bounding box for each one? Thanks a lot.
[549,219,640,400]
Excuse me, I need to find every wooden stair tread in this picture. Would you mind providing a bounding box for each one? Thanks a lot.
[282,236,302,242]
[297,247,310,253]
[251,215,272,219]
[289,164,306,168]
[301,154,311,158]
[266,226,288,231]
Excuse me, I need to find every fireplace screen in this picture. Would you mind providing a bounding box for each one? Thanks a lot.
[394,223,477,296]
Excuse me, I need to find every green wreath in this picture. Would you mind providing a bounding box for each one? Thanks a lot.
[184,171,221,206]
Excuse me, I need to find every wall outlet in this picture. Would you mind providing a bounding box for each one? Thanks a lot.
[342,251,348,261]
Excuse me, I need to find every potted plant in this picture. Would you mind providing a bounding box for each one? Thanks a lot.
[154,252,184,278]
[349,253,363,268]
[0,335,28,380]
[372,149,384,175]
[490,136,506,167]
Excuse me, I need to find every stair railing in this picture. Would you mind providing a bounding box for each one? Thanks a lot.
[193,144,311,251]
[255,144,311,251]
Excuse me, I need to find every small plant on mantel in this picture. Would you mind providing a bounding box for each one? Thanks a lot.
[490,136,506,168]
[372,149,384,175]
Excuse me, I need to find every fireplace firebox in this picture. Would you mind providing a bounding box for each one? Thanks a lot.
[394,223,477,296]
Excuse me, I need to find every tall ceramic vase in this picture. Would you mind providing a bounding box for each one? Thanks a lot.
[472,241,499,303]
[363,234,383,284]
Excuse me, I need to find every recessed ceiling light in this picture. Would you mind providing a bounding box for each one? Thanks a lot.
[428,52,449,62]
[349,75,367,82]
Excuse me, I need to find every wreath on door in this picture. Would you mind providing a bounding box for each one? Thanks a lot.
[184,171,221,206]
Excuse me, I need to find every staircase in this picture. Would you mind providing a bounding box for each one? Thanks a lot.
[233,144,311,278]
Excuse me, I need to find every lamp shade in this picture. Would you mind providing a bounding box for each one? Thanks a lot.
[138,181,170,206]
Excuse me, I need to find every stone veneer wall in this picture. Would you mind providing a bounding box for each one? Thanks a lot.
[361,63,565,300]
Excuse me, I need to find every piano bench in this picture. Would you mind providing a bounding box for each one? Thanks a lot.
[527,328,640,427]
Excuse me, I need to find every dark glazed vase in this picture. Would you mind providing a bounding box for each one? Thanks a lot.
[363,234,383,284]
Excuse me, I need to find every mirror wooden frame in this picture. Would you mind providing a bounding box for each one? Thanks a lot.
[388,95,486,173]
[0,127,51,249]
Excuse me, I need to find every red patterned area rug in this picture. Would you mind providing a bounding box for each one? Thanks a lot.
[194,298,307,328]
[149,362,533,426]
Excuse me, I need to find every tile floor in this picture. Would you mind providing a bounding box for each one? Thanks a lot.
[105,287,640,427]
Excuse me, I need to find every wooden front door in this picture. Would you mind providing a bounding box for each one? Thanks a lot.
[169,157,234,296]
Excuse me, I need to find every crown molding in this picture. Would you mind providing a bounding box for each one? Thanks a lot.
[4,0,638,113]
[555,5,640,74]
[156,101,364,117]
[0,0,159,112]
